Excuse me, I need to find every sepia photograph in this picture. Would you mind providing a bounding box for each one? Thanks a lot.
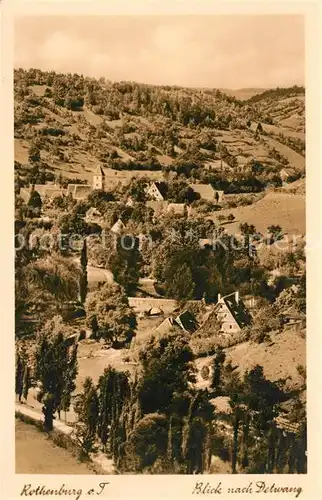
[11,11,309,479]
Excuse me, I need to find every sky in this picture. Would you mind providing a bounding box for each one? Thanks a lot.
[14,15,305,89]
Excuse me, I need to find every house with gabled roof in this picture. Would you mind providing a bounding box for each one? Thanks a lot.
[175,310,199,333]
[146,181,168,201]
[110,218,125,235]
[155,317,181,337]
[189,183,224,203]
[20,184,66,203]
[203,291,252,334]
[67,184,92,200]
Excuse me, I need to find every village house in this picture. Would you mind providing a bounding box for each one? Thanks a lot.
[154,310,199,337]
[20,164,107,203]
[200,291,252,334]
[189,183,224,203]
[214,291,252,332]
[175,310,199,333]
[110,218,126,235]
[66,184,92,200]
[20,184,66,203]
[85,206,102,224]
[145,181,168,201]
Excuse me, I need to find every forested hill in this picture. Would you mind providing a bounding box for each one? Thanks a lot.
[245,85,305,104]
[14,68,305,189]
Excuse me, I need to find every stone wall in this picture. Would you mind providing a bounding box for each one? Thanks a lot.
[128,297,179,314]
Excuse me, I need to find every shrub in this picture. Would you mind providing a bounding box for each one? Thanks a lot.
[201,365,210,380]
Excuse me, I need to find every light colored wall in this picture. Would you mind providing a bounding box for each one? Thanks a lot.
[93,175,103,190]
[216,301,240,333]
[128,297,178,314]
[19,188,31,203]
[147,184,164,201]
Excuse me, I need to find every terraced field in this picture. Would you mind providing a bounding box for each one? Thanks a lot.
[211,191,305,236]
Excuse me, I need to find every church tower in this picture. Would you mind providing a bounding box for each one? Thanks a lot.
[93,164,105,191]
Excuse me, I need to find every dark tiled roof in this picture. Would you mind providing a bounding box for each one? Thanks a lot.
[175,310,199,332]
[154,181,168,198]
[222,294,252,328]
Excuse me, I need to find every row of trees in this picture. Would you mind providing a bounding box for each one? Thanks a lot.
[21,321,305,474]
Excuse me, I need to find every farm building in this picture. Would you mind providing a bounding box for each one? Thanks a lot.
[20,164,107,203]
[66,184,92,200]
[20,184,65,203]
[201,292,252,333]
[189,183,224,203]
[175,310,199,333]
[167,203,187,216]
[280,167,298,183]
[154,310,198,336]
[145,182,168,201]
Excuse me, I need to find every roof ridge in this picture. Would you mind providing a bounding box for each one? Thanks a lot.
[94,164,105,176]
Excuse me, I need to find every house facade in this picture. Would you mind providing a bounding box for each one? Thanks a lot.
[146,182,167,201]
[207,291,252,333]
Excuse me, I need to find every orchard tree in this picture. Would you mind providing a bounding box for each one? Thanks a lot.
[29,143,41,163]
[85,283,137,347]
[138,331,196,415]
[267,225,283,244]
[165,262,195,300]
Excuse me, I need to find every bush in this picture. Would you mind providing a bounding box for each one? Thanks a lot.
[201,365,210,380]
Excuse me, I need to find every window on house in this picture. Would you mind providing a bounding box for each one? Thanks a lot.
[230,325,232,329]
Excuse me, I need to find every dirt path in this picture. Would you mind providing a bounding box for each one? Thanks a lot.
[16,419,95,474]
[15,403,115,474]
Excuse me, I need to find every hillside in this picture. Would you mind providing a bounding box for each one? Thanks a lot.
[196,329,306,392]
[14,69,307,476]
[220,87,270,101]
[14,70,305,202]
[212,192,305,236]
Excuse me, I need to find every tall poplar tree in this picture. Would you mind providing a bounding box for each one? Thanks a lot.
[79,238,88,304]
[74,377,99,456]
[35,330,78,431]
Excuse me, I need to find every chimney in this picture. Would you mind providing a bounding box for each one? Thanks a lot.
[217,293,221,303]
[235,291,239,304]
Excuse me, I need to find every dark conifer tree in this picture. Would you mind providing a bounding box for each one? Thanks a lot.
[35,332,78,431]
[79,238,88,304]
